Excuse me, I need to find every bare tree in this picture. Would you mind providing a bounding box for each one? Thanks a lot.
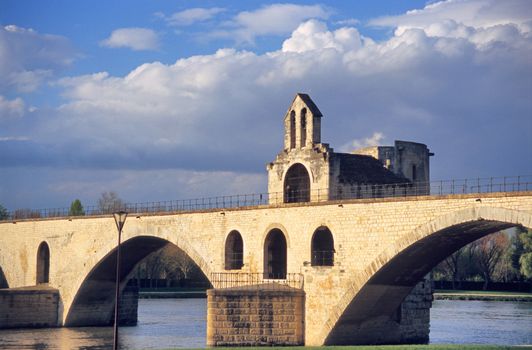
[472,232,510,290]
[97,191,125,214]
[439,249,463,289]
[175,251,196,281]
[13,208,41,219]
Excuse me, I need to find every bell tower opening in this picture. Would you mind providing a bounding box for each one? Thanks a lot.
[284,163,310,203]
[300,108,307,147]
[290,110,296,149]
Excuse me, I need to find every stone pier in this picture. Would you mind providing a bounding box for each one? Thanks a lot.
[207,285,305,346]
[0,286,60,328]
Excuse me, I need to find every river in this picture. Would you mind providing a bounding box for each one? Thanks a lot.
[0,299,530,349]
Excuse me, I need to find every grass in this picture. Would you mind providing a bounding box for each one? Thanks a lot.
[162,345,530,350]
[435,290,531,296]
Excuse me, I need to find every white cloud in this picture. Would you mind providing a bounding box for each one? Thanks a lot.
[0,136,29,142]
[282,20,361,53]
[100,28,160,51]
[0,95,25,118]
[163,7,225,26]
[335,19,360,26]
[340,132,385,152]
[371,0,532,36]
[214,4,330,43]
[0,25,76,92]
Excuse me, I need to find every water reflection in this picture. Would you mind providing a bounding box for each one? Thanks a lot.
[0,298,530,349]
[0,299,206,350]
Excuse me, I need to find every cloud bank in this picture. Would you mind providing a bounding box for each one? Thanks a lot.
[0,25,76,93]
[1,0,531,209]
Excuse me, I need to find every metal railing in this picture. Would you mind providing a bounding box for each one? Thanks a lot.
[2,175,530,221]
[311,250,335,266]
[210,272,304,290]
[224,252,244,270]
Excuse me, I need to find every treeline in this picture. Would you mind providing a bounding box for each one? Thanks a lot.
[432,227,532,290]
[0,191,125,219]
[129,245,209,289]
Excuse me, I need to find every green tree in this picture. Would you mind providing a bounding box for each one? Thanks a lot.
[518,228,532,280]
[0,204,8,220]
[69,199,85,216]
[510,229,525,278]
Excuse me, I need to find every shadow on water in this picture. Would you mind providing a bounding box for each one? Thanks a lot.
[0,298,530,349]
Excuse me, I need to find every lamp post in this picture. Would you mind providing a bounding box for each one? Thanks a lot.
[113,210,128,350]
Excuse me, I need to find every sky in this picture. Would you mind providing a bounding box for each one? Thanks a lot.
[0,0,531,211]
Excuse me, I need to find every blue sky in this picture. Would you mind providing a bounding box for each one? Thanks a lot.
[0,0,531,210]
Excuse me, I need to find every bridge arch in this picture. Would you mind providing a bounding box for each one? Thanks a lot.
[36,241,50,284]
[320,206,532,345]
[65,235,212,327]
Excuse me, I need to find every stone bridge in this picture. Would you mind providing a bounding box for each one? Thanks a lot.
[1,191,531,345]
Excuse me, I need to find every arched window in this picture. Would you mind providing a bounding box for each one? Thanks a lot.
[225,230,244,270]
[290,110,296,149]
[264,229,287,279]
[412,164,417,181]
[284,163,310,203]
[300,108,307,147]
[311,227,334,266]
[36,241,50,284]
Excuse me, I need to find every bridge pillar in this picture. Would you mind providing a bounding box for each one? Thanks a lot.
[325,278,433,345]
[207,285,305,346]
[0,286,59,329]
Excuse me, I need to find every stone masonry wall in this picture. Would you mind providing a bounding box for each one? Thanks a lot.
[0,286,59,328]
[207,286,305,346]
[0,192,530,344]
[397,277,433,343]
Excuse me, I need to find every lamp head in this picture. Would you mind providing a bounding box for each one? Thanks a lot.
[113,211,128,231]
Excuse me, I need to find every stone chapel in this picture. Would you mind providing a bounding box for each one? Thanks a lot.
[267,93,434,204]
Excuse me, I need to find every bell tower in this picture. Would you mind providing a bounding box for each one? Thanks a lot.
[269,93,331,204]
[283,93,322,151]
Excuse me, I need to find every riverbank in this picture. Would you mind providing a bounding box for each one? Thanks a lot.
[139,289,532,302]
[166,345,529,350]
[139,287,207,299]
[434,290,532,302]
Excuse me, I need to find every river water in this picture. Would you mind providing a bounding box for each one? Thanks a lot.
[0,299,530,349]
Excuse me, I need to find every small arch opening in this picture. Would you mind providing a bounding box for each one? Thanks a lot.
[0,266,8,289]
[36,241,50,284]
[290,110,296,149]
[300,108,307,147]
[225,230,244,270]
[311,227,334,266]
[264,229,287,279]
[284,163,311,203]
[412,164,417,181]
